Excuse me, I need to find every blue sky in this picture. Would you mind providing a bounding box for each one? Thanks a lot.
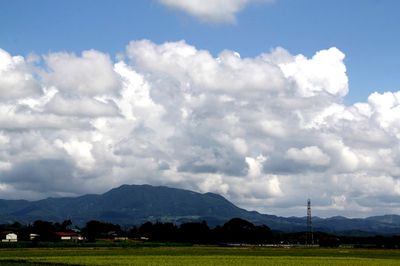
[1,0,400,217]
[2,0,400,103]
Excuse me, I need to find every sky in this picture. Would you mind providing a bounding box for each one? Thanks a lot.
[0,0,400,218]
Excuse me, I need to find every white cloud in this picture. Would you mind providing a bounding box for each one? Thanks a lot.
[127,40,286,93]
[246,155,267,178]
[159,0,273,23]
[279,47,348,97]
[286,146,330,167]
[45,94,119,117]
[55,139,95,170]
[1,41,400,217]
[198,174,229,195]
[0,49,41,100]
[43,50,120,96]
[0,132,10,146]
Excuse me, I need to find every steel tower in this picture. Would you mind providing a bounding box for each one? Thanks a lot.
[307,199,314,245]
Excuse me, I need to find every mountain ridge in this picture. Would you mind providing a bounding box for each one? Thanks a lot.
[0,184,399,235]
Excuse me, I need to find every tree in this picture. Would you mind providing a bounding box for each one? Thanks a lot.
[31,220,57,241]
[82,220,121,241]
[319,236,341,247]
[179,221,210,243]
[217,218,271,244]
[61,219,72,231]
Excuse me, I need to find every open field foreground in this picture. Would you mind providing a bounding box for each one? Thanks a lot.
[1,246,400,266]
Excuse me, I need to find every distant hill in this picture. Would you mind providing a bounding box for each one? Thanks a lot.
[0,184,399,235]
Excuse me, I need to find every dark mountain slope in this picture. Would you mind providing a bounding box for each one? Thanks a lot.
[0,184,399,234]
[0,185,251,226]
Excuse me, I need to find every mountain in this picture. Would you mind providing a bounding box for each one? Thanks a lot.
[312,215,400,235]
[0,184,399,235]
[0,185,253,226]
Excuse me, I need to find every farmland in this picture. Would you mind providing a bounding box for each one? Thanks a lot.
[1,246,400,265]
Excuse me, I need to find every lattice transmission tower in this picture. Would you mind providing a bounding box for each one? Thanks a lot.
[307,199,314,246]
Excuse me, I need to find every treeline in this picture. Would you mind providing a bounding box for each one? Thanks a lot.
[1,218,400,248]
[271,231,400,248]
[0,218,271,244]
[0,220,74,242]
[339,234,400,249]
[128,218,272,244]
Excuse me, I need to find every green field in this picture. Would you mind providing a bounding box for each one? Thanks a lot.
[1,246,400,265]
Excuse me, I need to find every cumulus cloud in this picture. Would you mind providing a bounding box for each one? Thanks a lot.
[279,47,348,97]
[1,40,400,217]
[45,94,119,117]
[43,50,120,96]
[54,139,96,170]
[286,146,330,167]
[159,0,273,23]
[127,40,286,93]
[0,49,41,100]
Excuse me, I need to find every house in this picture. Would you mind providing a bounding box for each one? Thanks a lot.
[30,233,40,241]
[54,232,84,241]
[2,233,17,242]
[114,236,129,241]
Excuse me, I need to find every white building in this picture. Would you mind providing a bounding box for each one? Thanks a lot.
[2,233,17,242]
[30,233,40,240]
[55,232,84,241]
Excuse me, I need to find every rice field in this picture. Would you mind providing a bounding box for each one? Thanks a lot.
[0,246,399,265]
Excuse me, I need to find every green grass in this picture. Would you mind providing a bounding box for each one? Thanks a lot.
[1,246,400,265]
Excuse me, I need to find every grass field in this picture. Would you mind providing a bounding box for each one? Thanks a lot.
[1,246,400,265]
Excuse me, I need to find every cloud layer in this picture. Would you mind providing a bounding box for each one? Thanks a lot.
[159,0,273,23]
[0,41,400,217]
